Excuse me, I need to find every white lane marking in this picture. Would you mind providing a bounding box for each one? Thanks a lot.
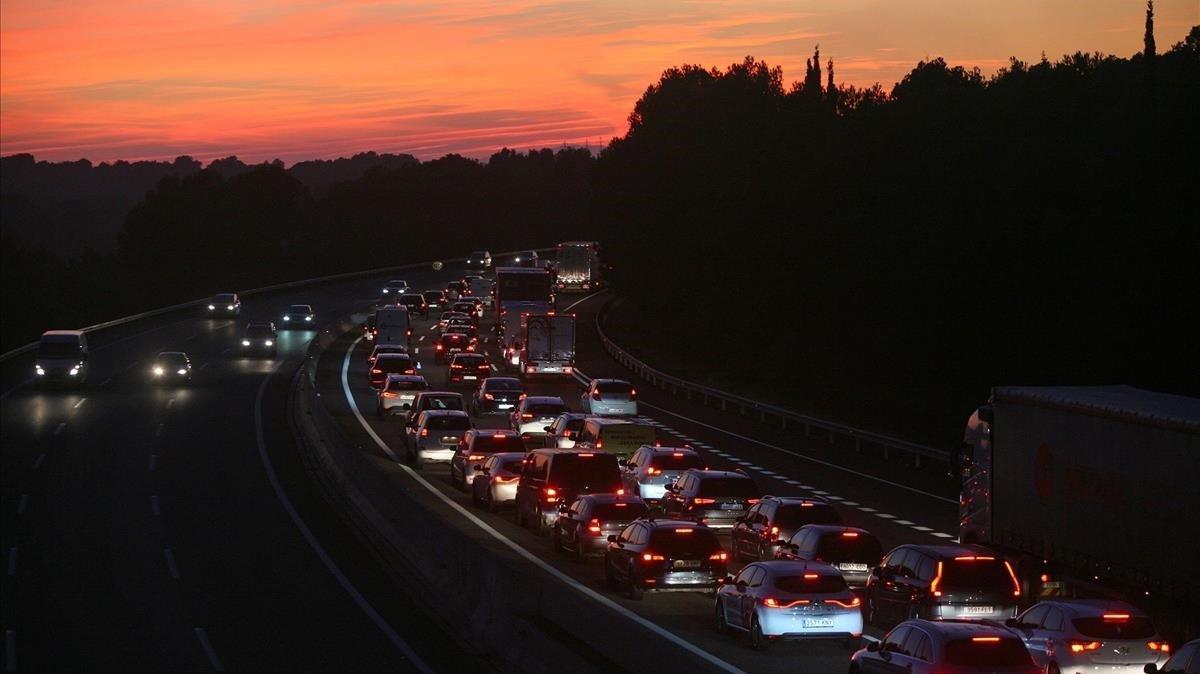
[842,500,859,506]
[759,470,777,476]
[428,325,437,332]
[126,361,140,371]
[17,495,28,515]
[6,547,16,576]
[825,495,844,501]
[681,437,699,443]
[858,506,877,512]
[798,484,814,490]
[73,398,86,409]
[164,548,180,578]
[693,443,712,449]
[149,455,157,472]
[732,460,752,465]
[151,495,161,516]
[911,525,933,532]
[54,423,66,437]
[197,362,210,372]
[635,401,958,505]
[876,513,896,519]
[4,630,14,672]
[747,465,765,471]
[213,321,233,330]
[341,337,744,674]
[785,480,801,485]
[32,453,45,470]
[810,489,829,495]
[418,335,426,342]
[259,364,429,671]
[931,532,956,538]
[894,519,915,526]
[156,423,164,437]
[193,628,225,672]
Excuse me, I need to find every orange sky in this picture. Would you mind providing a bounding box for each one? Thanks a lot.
[1,1,1195,164]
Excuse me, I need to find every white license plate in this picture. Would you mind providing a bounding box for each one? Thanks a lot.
[963,606,994,614]
[839,563,869,572]
[497,404,513,409]
[674,560,701,568]
[802,618,835,628]
[720,503,743,510]
[463,375,477,380]
[542,367,561,372]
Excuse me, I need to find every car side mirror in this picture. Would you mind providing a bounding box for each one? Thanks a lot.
[866,641,880,653]
[736,580,747,593]
[606,535,617,543]
[1004,618,1020,628]
[721,574,734,585]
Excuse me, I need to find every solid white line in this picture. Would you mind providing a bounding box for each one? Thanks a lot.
[54,423,66,437]
[17,495,28,515]
[152,495,161,516]
[5,630,14,673]
[193,628,225,672]
[164,548,180,578]
[32,453,45,470]
[74,398,86,409]
[6,547,16,576]
[931,532,956,539]
[341,337,744,674]
[636,401,958,505]
[257,365,429,671]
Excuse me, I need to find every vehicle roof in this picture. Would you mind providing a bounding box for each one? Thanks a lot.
[245,320,274,328]
[488,451,526,460]
[469,428,520,436]
[287,304,312,310]
[529,447,612,456]
[1034,599,1147,617]
[902,618,1015,639]
[384,374,425,383]
[41,330,85,338]
[482,376,522,386]
[522,396,565,405]
[418,409,470,418]
[746,559,841,575]
[370,344,406,352]
[386,279,407,284]
[795,524,874,536]
[996,385,1200,429]
[155,351,188,359]
[375,353,414,361]
[684,469,754,480]
[592,378,631,385]
[440,311,467,316]
[400,292,424,298]
[441,328,472,336]
[576,493,647,505]
[762,494,832,505]
[422,289,445,294]
[213,292,238,297]
[896,543,998,558]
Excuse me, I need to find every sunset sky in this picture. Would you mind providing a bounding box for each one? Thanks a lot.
[1,1,1195,164]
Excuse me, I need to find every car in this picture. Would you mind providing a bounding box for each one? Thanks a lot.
[542,412,589,448]
[435,331,477,364]
[369,353,418,389]
[241,321,277,356]
[1006,600,1171,674]
[730,495,842,562]
[34,330,89,386]
[397,293,428,318]
[661,469,760,529]
[621,446,706,504]
[513,250,539,267]
[437,311,467,332]
[363,311,377,341]
[510,396,569,439]
[150,351,192,383]
[207,292,241,316]
[471,376,525,415]
[850,618,1040,674]
[580,379,637,416]
[604,518,728,600]
[1144,638,1199,673]
[553,493,649,560]
[405,410,472,470]
[376,374,428,416]
[367,344,408,367]
[774,525,883,589]
[573,418,657,460]
[404,391,465,426]
[466,251,492,270]
[447,352,491,387]
[715,560,863,651]
[471,452,526,511]
[280,304,315,327]
[461,295,487,317]
[445,315,477,336]
[864,544,1022,627]
[450,300,477,317]
[514,449,623,535]
[449,429,527,490]
[421,290,447,311]
[444,280,466,301]
[381,279,409,298]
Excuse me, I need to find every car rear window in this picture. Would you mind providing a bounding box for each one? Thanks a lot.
[527,404,567,416]
[597,381,633,394]
[38,342,81,357]
[485,379,523,391]
[1071,616,1157,640]
[377,357,413,372]
[471,435,527,452]
[815,533,883,563]
[650,453,705,470]
[697,477,758,498]
[443,334,467,343]
[453,303,474,312]
[499,458,524,472]
[592,502,649,520]
[773,574,848,594]
[421,396,463,411]
[288,305,308,312]
[454,355,486,366]
[423,291,443,299]
[549,454,621,490]
[942,558,1016,593]
[943,638,1032,666]
[647,528,722,556]
[386,379,425,391]
[775,504,841,528]
[426,416,470,431]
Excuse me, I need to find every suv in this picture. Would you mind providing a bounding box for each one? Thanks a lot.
[466,251,492,270]
[421,290,447,311]
[775,525,883,589]
[381,279,409,298]
[397,293,428,318]
[208,293,241,316]
[514,449,623,535]
[580,378,637,416]
[1145,638,1199,674]
[376,374,428,416]
[34,330,90,386]
[850,619,1039,674]
[405,410,472,470]
[280,304,315,327]
[730,495,841,562]
[241,321,277,356]
[553,494,649,560]
[447,352,491,387]
[621,446,706,503]
[471,377,525,415]
[661,469,760,529]
[864,544,1021,627]
[510,396,568,439]
[450,429,527,490]
[1007,600,1171,673]
[604,519,727,600]
[542,412,588,448]
[368,353,418,388]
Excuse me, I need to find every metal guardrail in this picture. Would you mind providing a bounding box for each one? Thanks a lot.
[593,299,951,467]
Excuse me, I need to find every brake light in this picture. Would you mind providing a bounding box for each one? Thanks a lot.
[629,388,637,399]
[841,531,859,537]
[972,637,1001,643]
[382,392,398,398]
[578,453,594,457]
[1068,640,1102,653]
[587,519,602,534]
[371,368,382,374]
[768,526,779,538]
[544,487,557,502]
[826,597,861,608]
[419,429,428,437]
[800,502,815,507]
[1148,641,1170,653]
[763,598,810,608]
[1004,560,1021,597]
[616,488,625,495]
[675,528,693,534]
[672,452,684,457]
[491,433,506,439]
[646,467,662,475]
[451,364,463,369]
[642,553,665,562]
[484,393,495,400]
[468,454,486,461]
[930,561,944,597]
[709,551,727,561]
[595,439,604,449]
[521,413,534,420]
[803,573,819,580]
[746,499,759,505]
[1102,613,1130,620]
[955,556,995,561]
[693,498,716,505]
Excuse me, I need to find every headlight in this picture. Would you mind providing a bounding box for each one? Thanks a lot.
[383,289,389,293]
[264,340,274,346]
[69,367,79,376]
[153,366,165,376]
[242,340,251,346]
[35,365,45,376]
[227,304,235,310]
[208,304,215,310]
[305,315,312,322]
[283,315,290,321]
[177,368,188,375]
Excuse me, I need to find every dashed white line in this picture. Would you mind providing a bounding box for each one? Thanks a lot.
[841,501,859,506]
[784,479,802,485]
[54,423,66,437]
[418,335,426,342]
[17,495,28,515]
[894,519,915,526]
[151,495,161,516]
[747,465,765,471]
[798,484,814,490]
[164,548,180,579]
[759,470,777,476]
[166,399,176,409]
[6,547,16,576]
[73,398,87,409]
[732,460,753,465]
[193,628,225,672]
[858,506,877,513]
[693,443,712,449]
[931,532,956,539]
[32,453,45,470]
[876,513,896,519]
[824,495,844,501]
[810,489,829,495]
[911,525,933,532]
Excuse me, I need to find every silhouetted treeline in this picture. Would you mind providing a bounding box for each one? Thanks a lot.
[595,27,1200,444]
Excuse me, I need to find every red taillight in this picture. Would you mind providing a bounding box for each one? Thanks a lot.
[587,519,602,534]
[419,428,428,437]
[616,488,624,495]
[544,487,557,502]
[746,498,760,505]
[578,453,594,457]
[803,573,819,580]
[841,531,859,537]
[675,528,693,534]
[382,391,398,398]
[371,368,382,374]
[972,637,1002,643]
[595,439,603,449]
[629,388,637,399]
[436,344,443,350]
[931,561,944,597]
[646,467,662,475]
[826,597,861,608]
[450,364,463,369]
[955,555,995,561]
[1068,640,1102,653]
[709,551,727,561]
[693,498,716,505]
[766,526,779,538]
[641,553,665,562]
[1004,560,1021,597]
[1148,641,1170,653]
[521,413,533,419]
[467,454,485,461]
[763,597,810,608]
[484,393,495,400]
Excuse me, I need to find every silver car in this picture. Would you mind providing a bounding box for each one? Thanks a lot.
[406,410,472,470]
[580,378,638,416]
[376,374,427,416]
[1006,600,1170,674]
[542,412,588,448]
[470,452,526,511]
[620,445,705,504]
[850,619,1039,673]
[509,396,568,439]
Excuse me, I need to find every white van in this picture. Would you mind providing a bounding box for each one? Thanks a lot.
[35,330,90,387]
[374,307,412,350]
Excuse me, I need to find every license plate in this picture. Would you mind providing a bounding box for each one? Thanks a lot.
[839,563,869,572]
[498,404,513,409]
[720,503,743,510]
[543,367,561,372]
[674,560,701,568]
[802,618,835,628]
[463,375,477,380]
[963,606,994,614]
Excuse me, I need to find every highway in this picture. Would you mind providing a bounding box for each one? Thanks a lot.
[1,259,962,672]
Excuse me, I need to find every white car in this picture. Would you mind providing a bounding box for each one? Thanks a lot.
[509,396,568,438]
[716,561,863,651]
[470,452,525,511]
[281,304,315,326]
[1007,600,1171,674]
[406,410,472,470]
[580,379,638,416]
[376,374,428,417]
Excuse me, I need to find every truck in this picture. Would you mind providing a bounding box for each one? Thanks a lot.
[507,313,575,377]
[554,241,602,293]
[493,266,553,315]
[960,385,1200,606]
[374,306,412,351]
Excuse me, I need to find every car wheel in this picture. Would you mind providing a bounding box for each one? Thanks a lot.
[715,600,729,635]
[626,566,643,600]
[749,616,768,651]
[758,543,770,561]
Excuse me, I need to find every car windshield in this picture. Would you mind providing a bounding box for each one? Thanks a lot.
[597,381,633,394]
[1071,616,1157,640]
[773,574,847,594]
[526,404,566,417]
[156,354,187,366]
[386,379,425,391]
[471,251,487,257]
[452,303,474,312]
[696,477,758,497]
[592,502,649,520]
[246,326,273,338]
[425,416,470,431]
[215,294,236,302]
[814,533,883,562]
[551,454,620,490]
[498,458,524,473]
[649,453,705,470]
[942,558,1016,592]
[943,638,1032,666]
[422,396,463,411]
[288,305,308,312]
[472,435,527,452]
[647,528,722,556]
[775,505,841,528]
[485,379,523,392]
[38,342,80,358]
